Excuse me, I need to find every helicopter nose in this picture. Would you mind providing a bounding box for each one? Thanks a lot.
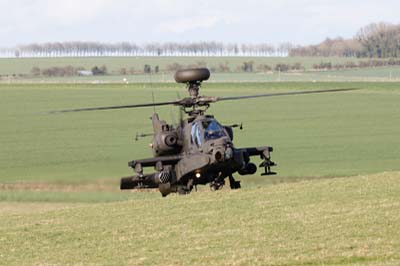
[214,150,223,162]
[210,137,232,162]
[224,146,233,160]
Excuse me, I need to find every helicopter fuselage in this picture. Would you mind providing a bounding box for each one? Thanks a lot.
[49,68,356,197]
[120,113,276,196]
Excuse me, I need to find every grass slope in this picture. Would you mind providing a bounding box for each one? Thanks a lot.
[1,172,399,265]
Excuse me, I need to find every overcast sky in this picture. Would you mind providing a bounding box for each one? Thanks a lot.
[0,0,399,47]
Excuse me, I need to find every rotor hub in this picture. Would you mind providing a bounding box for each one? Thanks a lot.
[188,82,200,97]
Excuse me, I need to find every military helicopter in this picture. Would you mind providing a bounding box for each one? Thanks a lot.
[53,68,356,197]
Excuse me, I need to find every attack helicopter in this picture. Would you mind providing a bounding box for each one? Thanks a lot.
[53,68,356,197]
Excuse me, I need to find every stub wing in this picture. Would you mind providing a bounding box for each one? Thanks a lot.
[241,146,273,158]
[236,146,276,176]
[128,155,182,173]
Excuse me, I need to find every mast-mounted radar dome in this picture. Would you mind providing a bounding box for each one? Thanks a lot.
[174,68,210,97]
[174,68,210,84]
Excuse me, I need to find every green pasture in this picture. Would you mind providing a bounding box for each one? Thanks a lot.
[0,56,367,75]
[1,56,400,83]
[1,172,399,265]
[1,81,400,265]
[1,82,400,187]
[3,67,400,83]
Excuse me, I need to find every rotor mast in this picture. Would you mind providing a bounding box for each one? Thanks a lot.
[184,81,209,116]
[175,68,211,116]
[187,81,201,97]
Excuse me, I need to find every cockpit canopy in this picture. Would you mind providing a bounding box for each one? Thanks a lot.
[191,119,227,146]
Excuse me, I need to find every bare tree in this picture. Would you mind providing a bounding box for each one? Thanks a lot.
[356,22,400,58]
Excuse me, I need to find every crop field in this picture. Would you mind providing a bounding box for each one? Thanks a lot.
[1,80,400,265]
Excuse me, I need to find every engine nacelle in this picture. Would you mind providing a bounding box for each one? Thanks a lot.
[152,131,180,156]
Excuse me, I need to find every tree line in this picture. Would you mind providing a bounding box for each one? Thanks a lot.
[290,22,400,58]
[0,42,292,58]
[2,22,399,58]
[312,58,400,70]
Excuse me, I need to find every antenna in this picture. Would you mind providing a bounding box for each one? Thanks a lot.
[176,92,184,126]
[151,91,156,113]
[147,68,156,113]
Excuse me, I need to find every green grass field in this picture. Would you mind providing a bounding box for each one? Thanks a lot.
[0,56,370,75]
[3,56,400,83]
[2,56,400,85]
[1,79,400,265]
[1,82,400,185]
[4,67,400,83]
[1,172,399,265]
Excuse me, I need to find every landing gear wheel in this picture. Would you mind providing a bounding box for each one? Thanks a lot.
[177,186,192,195]
[210,180,225,191]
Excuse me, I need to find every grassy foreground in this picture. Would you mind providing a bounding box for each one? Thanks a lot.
[1,80,399,265]
[1,172,399,265]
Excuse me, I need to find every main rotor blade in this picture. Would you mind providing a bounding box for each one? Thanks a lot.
[217,88,359,102]
[48,100,180,114]
[48,88,358,114]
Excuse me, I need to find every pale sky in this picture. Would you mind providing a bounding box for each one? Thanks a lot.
[0,0,399,47]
